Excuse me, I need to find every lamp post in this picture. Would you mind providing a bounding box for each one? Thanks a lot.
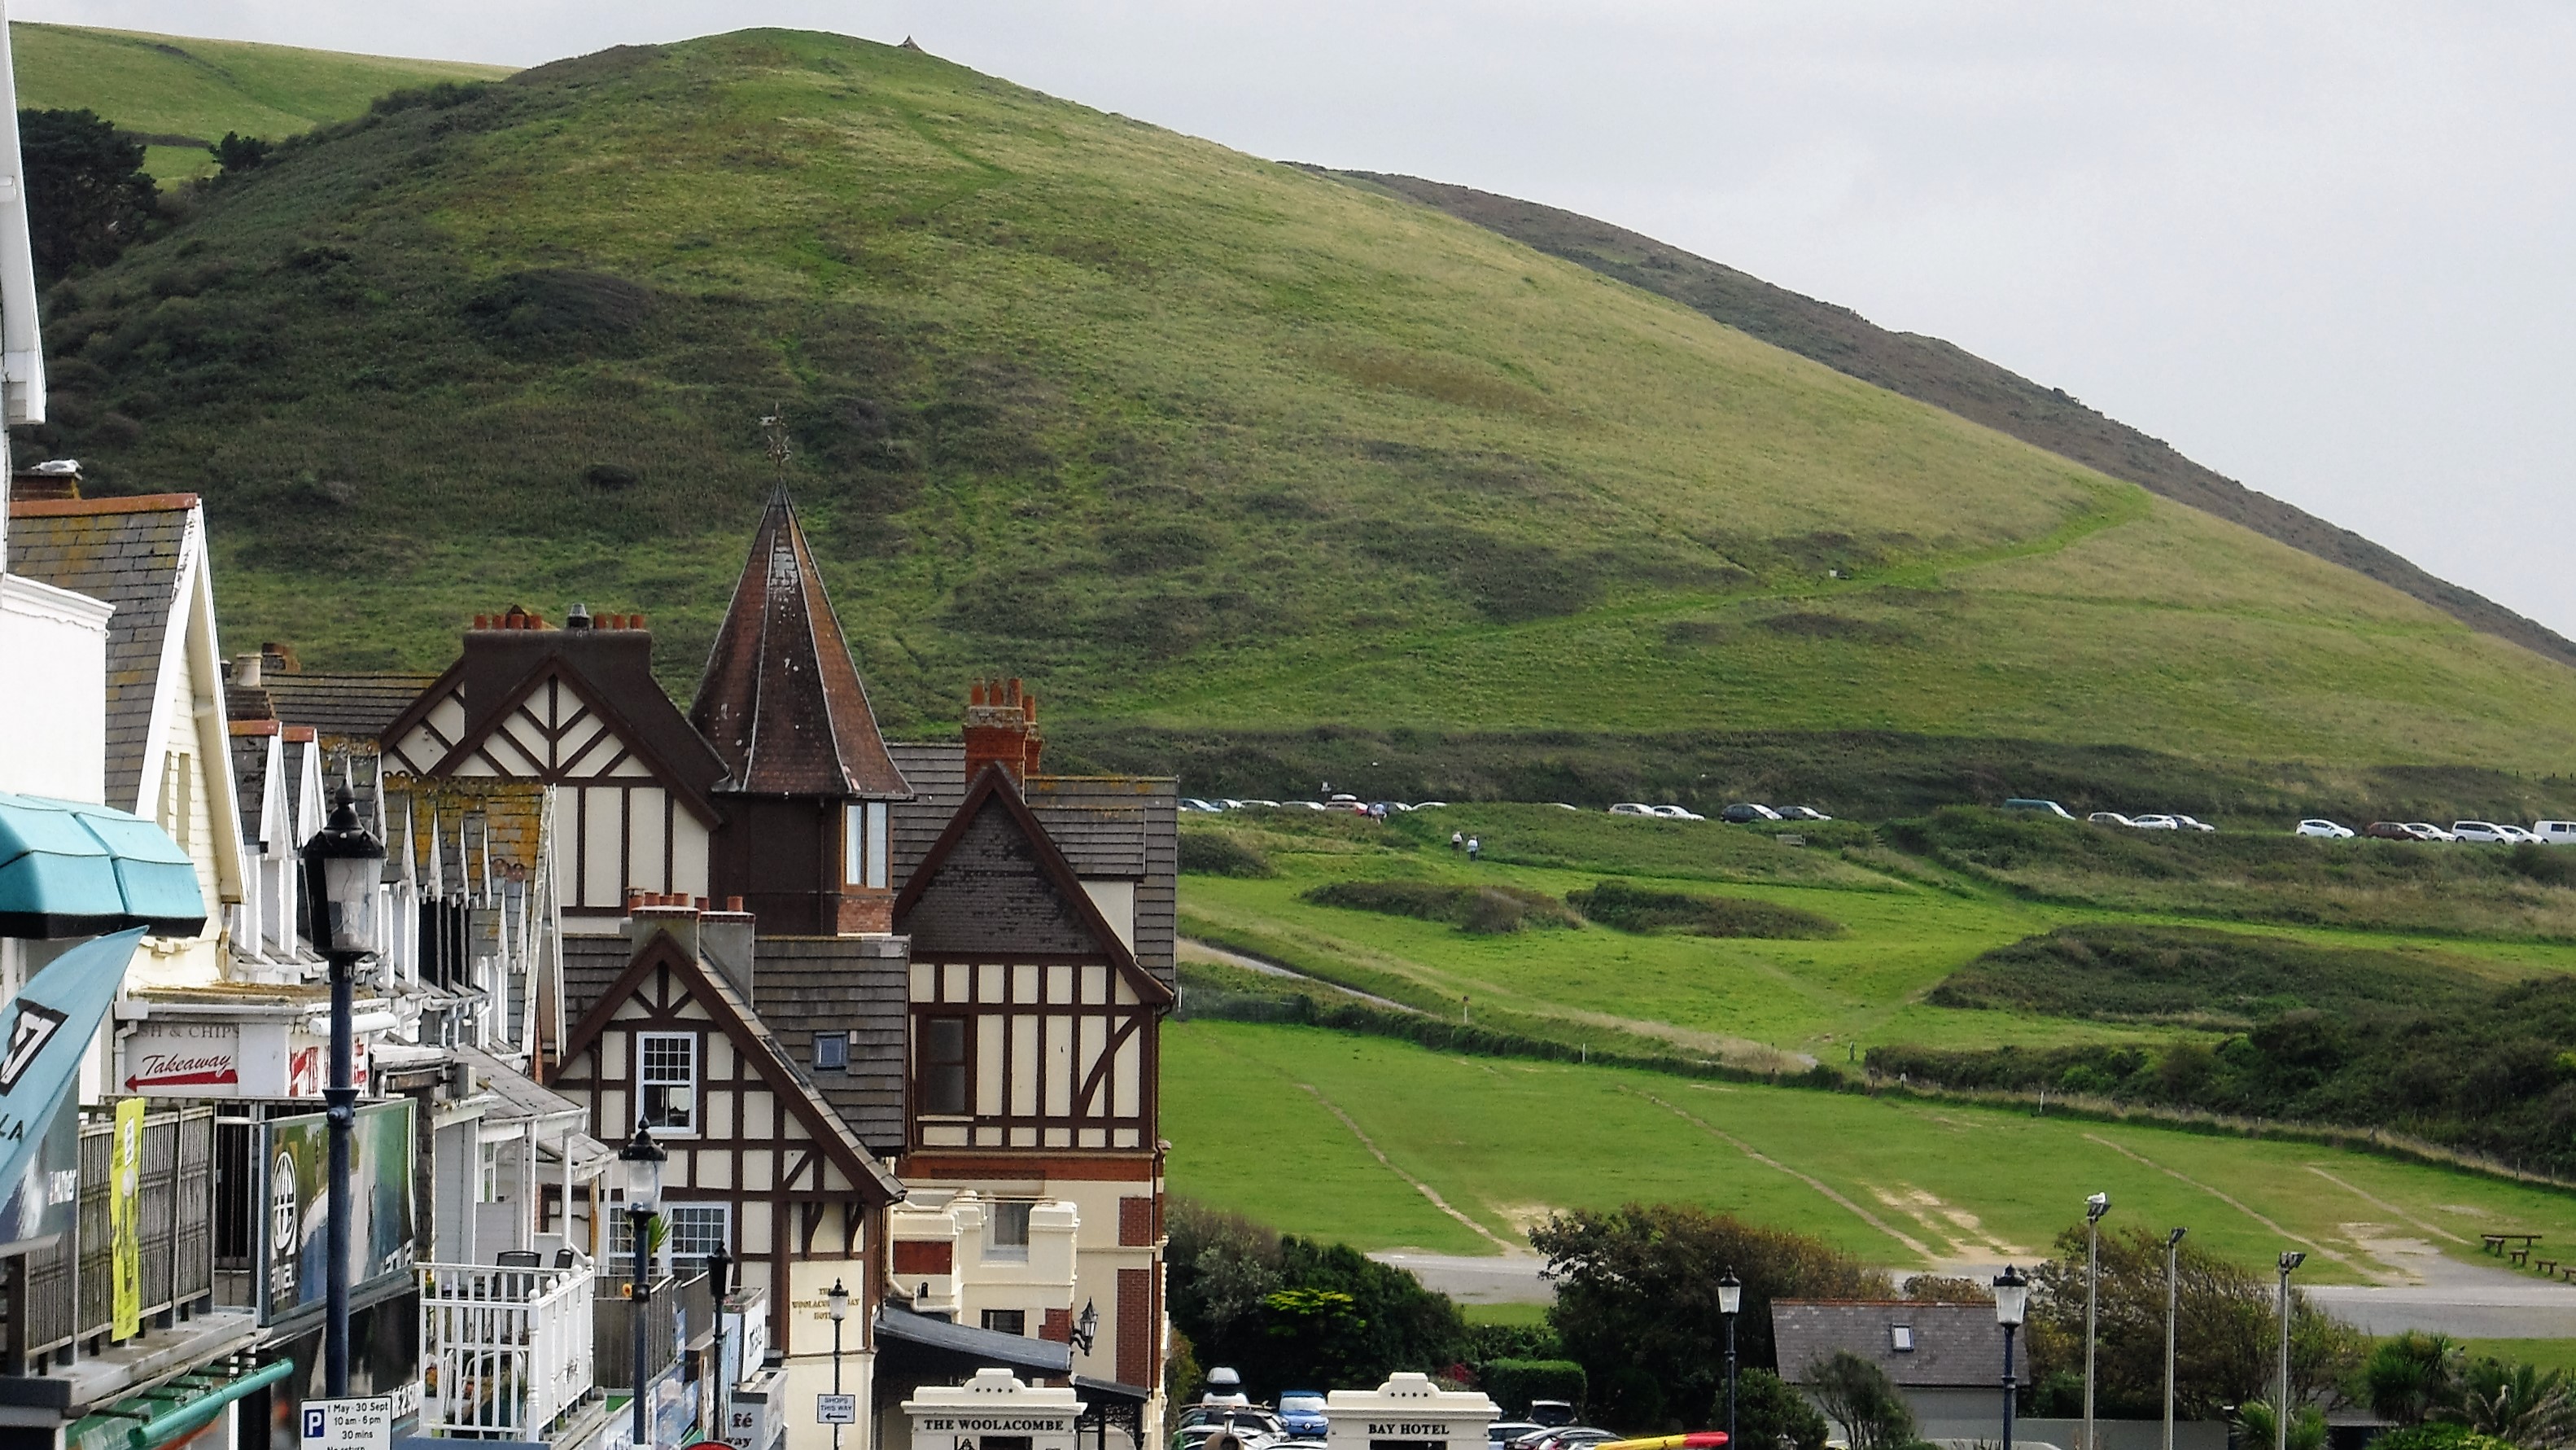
[2084,1193,2111,1450]
[300,786,386,1399]
[1994,1264,2029,1450]
[2164,1228,2187,1450]
[1717,1267,1743,1450]
[2275,1251,2306,1450]
[826,1278,851,1450]
[708,1242,733,1448]
[619,1121,666,1450]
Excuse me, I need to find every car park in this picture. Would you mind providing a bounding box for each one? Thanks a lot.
[1776,806,1833,821]
[1649,804,1706,821]
[1609,802,1659,817]
[2454,821,2515,843]
[2003,798,2075,818]
[2129,814,2180,830]
[1721,803,1782,822]
[1277,1393,1328,1439]
[2297,819,2354,838]
[2088,811,2135,827]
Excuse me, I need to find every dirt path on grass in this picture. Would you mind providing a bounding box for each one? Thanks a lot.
[1631,1087,1938,1259]
[1297,1081,1523,1254]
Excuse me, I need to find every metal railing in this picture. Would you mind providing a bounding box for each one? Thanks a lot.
[18,1106,216,1360]
[419,1258,599,1440]
[590,1269,710,1393]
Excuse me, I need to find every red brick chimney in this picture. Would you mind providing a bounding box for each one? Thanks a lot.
[961,677,1042,784]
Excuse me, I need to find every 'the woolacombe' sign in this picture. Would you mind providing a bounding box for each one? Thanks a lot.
[903,1370,1078,1450]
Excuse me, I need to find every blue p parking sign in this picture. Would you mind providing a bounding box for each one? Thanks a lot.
[304,1410,326,1440]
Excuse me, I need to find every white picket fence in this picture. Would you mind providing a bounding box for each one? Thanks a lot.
[420,1258,597,1439]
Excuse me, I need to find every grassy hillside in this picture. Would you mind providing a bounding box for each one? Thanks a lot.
[1341,170,2576,670]
[11,24,513,182]
[24,28,2576,780]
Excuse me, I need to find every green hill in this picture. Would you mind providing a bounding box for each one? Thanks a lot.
[9,23,513,181]
[23,28,2576,788]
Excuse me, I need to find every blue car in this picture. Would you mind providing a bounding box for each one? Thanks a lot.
[1278,1392,1328,1439]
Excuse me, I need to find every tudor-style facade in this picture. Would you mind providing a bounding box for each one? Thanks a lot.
[382,605,730,931]
[553,905,904,1450]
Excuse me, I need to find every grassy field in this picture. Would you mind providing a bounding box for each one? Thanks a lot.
[20,26,2576,782]
[1165,1019,2576,1286]
[1176,805,2576,1067]
[11,24,513,182]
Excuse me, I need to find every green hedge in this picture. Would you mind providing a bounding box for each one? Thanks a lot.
[1476,1359,1586,1417]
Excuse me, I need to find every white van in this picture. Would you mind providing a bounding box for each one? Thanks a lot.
[2534,821,2576,846]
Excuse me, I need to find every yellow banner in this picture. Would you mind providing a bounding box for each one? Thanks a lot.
[112,1097,143,1338]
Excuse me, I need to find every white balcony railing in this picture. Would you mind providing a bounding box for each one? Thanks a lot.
[420,1258,597,1439]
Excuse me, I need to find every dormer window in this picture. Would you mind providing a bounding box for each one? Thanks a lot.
[844,801,890,888]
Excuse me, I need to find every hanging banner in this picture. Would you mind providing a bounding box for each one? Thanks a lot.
[258,1097,416,1323]
[0,928,144,1220]
[111,1095,144,1338]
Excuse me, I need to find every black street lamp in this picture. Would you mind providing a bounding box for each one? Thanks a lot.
[1993,1264,2030,1450]
[619,1120,667,1450]
[2164,1229,2188,1450]
[1069,1298,1099,1358]
[708,1242,733,1448]
[300,786,385,1399]
[2084,1194,2110,1450]
[1717,1268,1742,1450]
[826,1278,851,1450]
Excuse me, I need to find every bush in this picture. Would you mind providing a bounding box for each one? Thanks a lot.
[1567,878,1843,940]
[1179,830,1274,878]
[1804,1351,1915,1450]
[1735,1369,1830,1450]
[1303,880,1578,934]
[1478,1359,1586,1417]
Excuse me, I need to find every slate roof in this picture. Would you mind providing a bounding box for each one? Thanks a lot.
[689,488,909,799]
[229,729,273,848]
[885,743,1177,986]
[265,672,438,740]
[7,494,199,810]
[1770,1301,2005,1388]
[751,934,911,1155]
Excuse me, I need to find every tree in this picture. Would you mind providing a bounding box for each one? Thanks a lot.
[2366,1333,2465,1426]
[2445,1360,2576,1450]
[2023,1224,2362,1418]
[1533,1203,1890,1431]
[1162,1198,1465,1400]
[17,108,156,282]
[209,132,273,175]
[1804,1351,1916,1450]
[1734,1369,1830,1450]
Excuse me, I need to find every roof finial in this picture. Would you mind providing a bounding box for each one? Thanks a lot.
[759,409,793,493]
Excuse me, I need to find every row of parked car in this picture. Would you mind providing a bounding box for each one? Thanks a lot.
[1176,1375,1605,1450]
[2298,818,2576,843]
[1608,801,1832,823]
[1179,794,1451,814]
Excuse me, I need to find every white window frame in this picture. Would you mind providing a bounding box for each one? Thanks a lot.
[665,1202,732,1270]
[984,1200,1034,1262]
[636,1031,700,1137]
[844,801,891,889]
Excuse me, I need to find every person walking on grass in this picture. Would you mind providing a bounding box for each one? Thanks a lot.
[1450,830,1464,853]
[1467,835,1480,862]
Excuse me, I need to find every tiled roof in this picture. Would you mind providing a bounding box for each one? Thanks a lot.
[265,672,439,740]
[689,488,910,799]
[7,496,199,809]
[886,743,1177,985]
[1771,1301,2005,1389]
[751,935,910,1155]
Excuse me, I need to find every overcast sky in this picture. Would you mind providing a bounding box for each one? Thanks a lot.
[25,1,2576,640]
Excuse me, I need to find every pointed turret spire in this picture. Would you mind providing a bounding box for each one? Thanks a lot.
[690,484,910,799]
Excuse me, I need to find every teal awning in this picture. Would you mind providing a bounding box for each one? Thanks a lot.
[0,791,206,939]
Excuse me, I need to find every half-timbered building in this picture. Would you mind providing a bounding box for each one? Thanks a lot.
[381,603,731,933]
[553,903,906,1450]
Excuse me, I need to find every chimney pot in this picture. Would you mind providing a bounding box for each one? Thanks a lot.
[727,895,744,913]
[632,612,645,629]
[566,602,592,629]
[233,653,265,688]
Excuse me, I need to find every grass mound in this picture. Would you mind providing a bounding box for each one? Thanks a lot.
[1301,880,1579,935]
[1568,878,1842,940]
[1889,808,2576,938]
[1927,924,2486,1028]
[1177,830,1275,878]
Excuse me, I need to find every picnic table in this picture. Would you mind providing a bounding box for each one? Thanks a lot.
[2484,1232,2540,1255]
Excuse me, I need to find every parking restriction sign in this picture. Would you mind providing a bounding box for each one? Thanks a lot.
[300,1397,393,1450]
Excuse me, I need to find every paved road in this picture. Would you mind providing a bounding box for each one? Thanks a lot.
[1371,1246,2576,1334]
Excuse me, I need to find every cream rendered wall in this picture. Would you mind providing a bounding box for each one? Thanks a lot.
[0,573,110,800]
